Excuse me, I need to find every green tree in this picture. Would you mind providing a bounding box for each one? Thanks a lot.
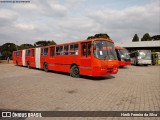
[141,33,152,41]
[1,43,17,59]
[132,34,139,42]
[34,40,56,47]
[18,44,34,50]
[47,40,56,45]
[94,33,110,39]
[2,51,11,59]
[151,35,160,41]
[87,36,95,40]
[87,33,110,40]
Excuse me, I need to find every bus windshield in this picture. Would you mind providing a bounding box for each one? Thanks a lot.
[138,50,151,60]
[94,40,117,60]
[119,49,130,59]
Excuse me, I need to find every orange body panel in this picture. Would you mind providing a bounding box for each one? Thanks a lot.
[115,46,131,67]
[12,50,23,65]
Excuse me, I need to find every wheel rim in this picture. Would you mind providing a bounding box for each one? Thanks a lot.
[45,64,48,71]
[73,67,79,76]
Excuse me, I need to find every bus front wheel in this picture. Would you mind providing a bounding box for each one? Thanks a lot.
[16,61,18,66]
[27,62,30,69]
[44,63,48,72]
[70,65,80,78]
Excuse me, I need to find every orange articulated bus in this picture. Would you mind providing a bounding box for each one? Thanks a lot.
[13,38,119,77]
[115,46,131,68]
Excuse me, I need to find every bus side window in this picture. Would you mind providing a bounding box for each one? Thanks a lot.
[44,48,48,56]
[56,46,59,55]
[64,45,68,55]
[60,46,63,55]
[75,44,78,55]
[26,50,30,56]
[50,47,55,57]
[56,46,63,55]
[82,44,86,56]
[69,44,78,55]
[87,44,91,56]
[70,44,74,55]
[41,48,48,56]
[16,51,19,56]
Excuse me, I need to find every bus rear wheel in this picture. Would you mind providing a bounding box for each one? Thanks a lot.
[27,62,30,69]
[70,65,80,78]
[119,66,124,68]
[44,63,48,72]
[16,61,18,66]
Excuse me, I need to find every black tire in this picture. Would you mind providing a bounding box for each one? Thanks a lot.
[27,62,30,69]
[119,66,124,68]
[16,61,18,66]
[44,63,48,72]
[70,65,80,78]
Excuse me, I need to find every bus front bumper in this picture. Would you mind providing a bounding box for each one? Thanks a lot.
[92,66,118,77]
[119,61,131,67]
[138,60,151,65]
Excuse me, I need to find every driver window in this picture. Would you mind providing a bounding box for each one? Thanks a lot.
[87,44,91,56]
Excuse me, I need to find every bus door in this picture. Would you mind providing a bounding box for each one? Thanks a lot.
[40,47,49,69]
[30,49,35,67]
[48,46,55,70]
[17,51,22,65]
[80,42,92,75]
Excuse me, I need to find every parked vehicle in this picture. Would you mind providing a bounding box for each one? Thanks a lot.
[115,46,131,68]
[152,52,160,65]
[130,50,152,66]
[13,38,119,77]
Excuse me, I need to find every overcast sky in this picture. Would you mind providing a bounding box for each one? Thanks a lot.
[0,0,159,45]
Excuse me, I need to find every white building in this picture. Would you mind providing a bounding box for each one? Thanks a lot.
[115,41,160,51]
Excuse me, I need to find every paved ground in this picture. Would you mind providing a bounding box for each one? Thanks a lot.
[0,63,159,120]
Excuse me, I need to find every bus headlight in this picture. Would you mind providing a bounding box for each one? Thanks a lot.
[113,67,118,73]
[121,55,124,58]
[121,55,125,61]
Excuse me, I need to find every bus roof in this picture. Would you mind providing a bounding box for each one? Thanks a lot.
[29,38,114,48]
[115,46,126,50]
[55,38,114,46]
[13,38,114,51]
